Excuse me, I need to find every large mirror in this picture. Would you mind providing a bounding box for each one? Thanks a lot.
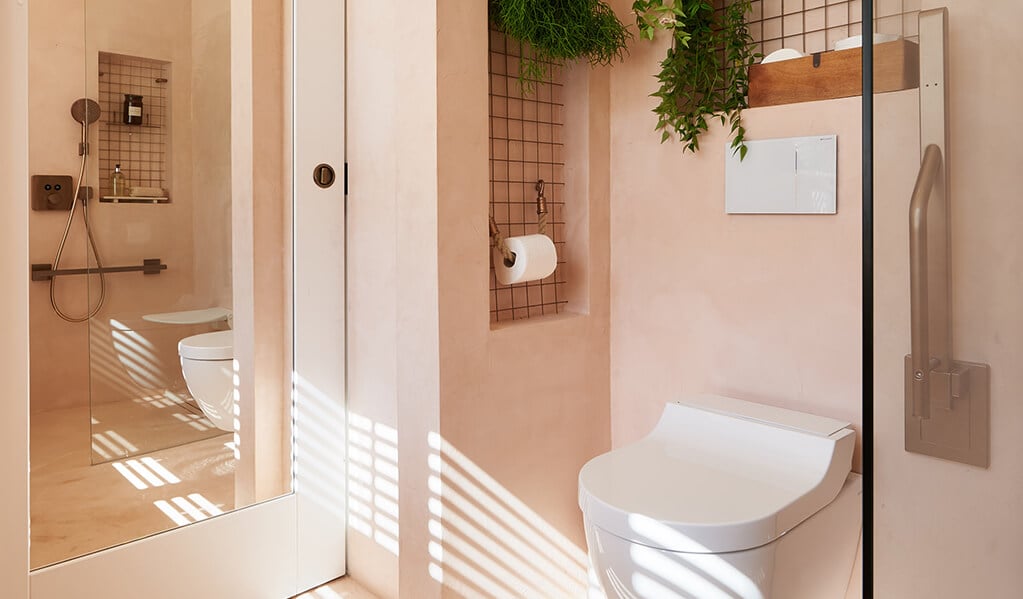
[28,0,292,569]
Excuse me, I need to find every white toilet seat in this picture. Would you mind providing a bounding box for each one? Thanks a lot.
[178,330,233,361]
[579,395,855,553]
[578,395,861,598]
[143,307,231,326]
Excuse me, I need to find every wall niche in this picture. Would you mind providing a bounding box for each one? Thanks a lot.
[98,51,171,203]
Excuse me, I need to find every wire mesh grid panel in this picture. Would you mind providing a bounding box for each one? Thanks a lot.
[98,52,170,198]
[489,28,568,323]
[741,0,921,58]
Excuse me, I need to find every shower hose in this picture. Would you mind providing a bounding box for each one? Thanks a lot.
[50,135,107,323]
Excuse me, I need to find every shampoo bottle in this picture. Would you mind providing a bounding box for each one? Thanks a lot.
[111,164,128,197]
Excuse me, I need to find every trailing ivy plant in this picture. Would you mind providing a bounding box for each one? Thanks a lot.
[633,0,757,158]
[489,0,631,93]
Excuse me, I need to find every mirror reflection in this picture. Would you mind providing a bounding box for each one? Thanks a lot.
[28,0,291,569]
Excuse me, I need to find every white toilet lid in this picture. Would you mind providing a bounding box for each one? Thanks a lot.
[578,397,855,554]
[178,330,233,360]
[143,307,232,325]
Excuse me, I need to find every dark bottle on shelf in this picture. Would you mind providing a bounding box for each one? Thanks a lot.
[123,94,144,125]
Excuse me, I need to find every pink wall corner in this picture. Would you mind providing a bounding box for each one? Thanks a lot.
[0,1,31,594]
[344,0,401,591]
[436,3,611,597]
[346,0,444,596]
[607,9,863,468]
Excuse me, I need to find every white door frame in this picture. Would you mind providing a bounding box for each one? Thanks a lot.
[4,0,346,596]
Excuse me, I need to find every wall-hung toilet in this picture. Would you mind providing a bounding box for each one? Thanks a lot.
[107,307,231,396]
[579,394,860,599]
[178,330,234,432]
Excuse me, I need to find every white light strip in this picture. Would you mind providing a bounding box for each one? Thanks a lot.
[171,496,207,521]
[153,500,190,526]
[105,430,138,453]
[92,433,122,455]
[112,462,148,490]
[187,493,224,516]
[91,443,111,460]
[125,459,164,487]
[141,457,181,484]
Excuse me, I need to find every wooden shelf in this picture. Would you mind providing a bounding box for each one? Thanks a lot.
[749,39,919,108]
[101,120,162,130]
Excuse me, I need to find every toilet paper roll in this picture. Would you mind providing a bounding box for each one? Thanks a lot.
[494,234,557,285]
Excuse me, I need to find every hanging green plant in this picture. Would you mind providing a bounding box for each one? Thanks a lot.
[489,0,631,93]
[633,0,758,158]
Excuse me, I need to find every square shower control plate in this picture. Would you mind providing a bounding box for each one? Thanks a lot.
[31,175,74,211]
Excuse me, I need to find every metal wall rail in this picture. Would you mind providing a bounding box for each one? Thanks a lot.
[30,258,166,281]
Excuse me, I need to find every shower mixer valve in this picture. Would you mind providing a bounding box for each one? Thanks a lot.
[30,175,93,210]
[31,175,74,211]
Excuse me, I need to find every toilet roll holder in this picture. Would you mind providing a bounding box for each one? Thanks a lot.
[489,179,550,267]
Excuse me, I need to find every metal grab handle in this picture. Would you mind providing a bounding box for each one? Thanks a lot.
[909,145,945,418]
[903,7,990,467]
[31,258,167,281]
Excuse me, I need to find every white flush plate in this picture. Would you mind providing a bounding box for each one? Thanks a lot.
[725,135,837,214]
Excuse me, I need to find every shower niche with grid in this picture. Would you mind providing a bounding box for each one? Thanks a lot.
[97,51,171,204]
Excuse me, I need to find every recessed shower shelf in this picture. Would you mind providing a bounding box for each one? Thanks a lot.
[100,195,170,204]
[100,120,162,130]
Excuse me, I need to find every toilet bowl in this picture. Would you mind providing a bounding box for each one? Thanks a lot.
[108,307,231,395]
[579,394,860,599]
[178,330,234,432]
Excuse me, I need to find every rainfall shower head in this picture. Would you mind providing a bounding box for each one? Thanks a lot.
[70,98,101,125]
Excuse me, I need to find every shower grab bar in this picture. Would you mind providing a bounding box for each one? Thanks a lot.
[908,144,946,419]
[30,258,167,282]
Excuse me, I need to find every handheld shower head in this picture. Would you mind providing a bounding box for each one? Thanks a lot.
[70,98,101,125]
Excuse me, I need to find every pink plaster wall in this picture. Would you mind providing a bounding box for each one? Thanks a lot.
[28,0,232,414]
[191,0,233,312]
[345,0,442,595]
[607,0,863,466]
[436,3,611,596]
[872,2,1023,595]
[345,2,404,594]
[0,0,31,592]
[29,0,189,411]
[346,3,610,596]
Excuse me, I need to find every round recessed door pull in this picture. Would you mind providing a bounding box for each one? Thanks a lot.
[313,163,336,189]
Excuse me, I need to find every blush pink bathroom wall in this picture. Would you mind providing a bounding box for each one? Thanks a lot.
[344,2,403,595]
[345,0,442,595]
[0,0,31,592]
[872,1,1023,595]
[436,0,612,578]
[346,2,611,596]
[191,0,233,312]
[28,0,202,412]
[608,0,863,467]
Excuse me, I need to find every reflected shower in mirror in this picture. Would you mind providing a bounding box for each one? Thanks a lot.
[28,0,293,570]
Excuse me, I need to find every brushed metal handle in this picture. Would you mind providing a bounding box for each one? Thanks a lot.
[908,144,944,419]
